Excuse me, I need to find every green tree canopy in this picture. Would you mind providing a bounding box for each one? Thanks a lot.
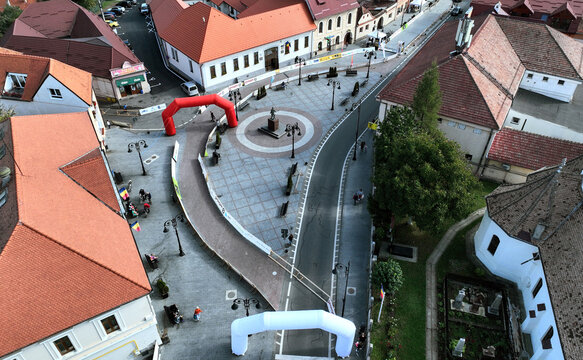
[72,0,98,11]
[411,61,441,128]
[370,106,479,233]
[0,6,22,38]
[372,259,403,295]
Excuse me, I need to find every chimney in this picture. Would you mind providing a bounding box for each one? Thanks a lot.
[454,7,474,53]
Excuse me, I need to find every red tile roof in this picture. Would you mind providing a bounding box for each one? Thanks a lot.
[154,0,315,63]
[0,112,150,356]
[0,0,140,79]
[377,15,519,129]
[472,0,583,19]
[237,0,297,18]
[304,0,360,20]
[223,0,259,13]
[488,128,583,170]
[0,48,93,105]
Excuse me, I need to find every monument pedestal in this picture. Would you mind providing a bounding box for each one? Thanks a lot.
[268,118,279,131]
[259,117,286,138]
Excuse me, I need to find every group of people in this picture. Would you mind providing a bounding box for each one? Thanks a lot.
[353,188,364,205]
[125,189,152,218]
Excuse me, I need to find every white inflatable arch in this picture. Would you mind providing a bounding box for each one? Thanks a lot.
[231,310,356,357]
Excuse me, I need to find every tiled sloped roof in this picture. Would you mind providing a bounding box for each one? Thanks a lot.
[0,0,140,79]
[495,16,583,80]
[157,0,315,63]
[0,49,93,105]
[238,0,296,18]
[551,1,576,17]
[472,0,583,18]
[0,112,150,356]
[148,0,188,34]
[377,15,517,129]
[304,0,359,20]
[0,0,37,10]
[488,128,583,169]
[61,148,119,211]
[509,0,534,13]
[485,155,583,359]
[223,0,259,13]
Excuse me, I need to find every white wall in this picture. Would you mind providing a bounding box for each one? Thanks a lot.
[92,76,115,100]
[520,71,580,103]
[503,108,583,143]
[4,296,160,360]
[474,213,565,360]
[164,41,203,86]
[313,9,359,53]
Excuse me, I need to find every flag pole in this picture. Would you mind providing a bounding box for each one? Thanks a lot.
[377,284,385,322]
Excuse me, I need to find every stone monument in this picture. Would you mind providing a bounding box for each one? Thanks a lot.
[453,289,465,310]
[488,293,503,316]
[259,107,286,138]
[453,338,465,357]
[268,107,278,131]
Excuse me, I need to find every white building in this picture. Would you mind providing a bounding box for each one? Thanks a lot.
[473,155,583,360]
[150,0,315,90]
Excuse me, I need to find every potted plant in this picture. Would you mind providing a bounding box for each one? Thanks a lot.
[215,132,222,149]
[157,278,169,298]
[352,81,360,97]
[256,85,267,100]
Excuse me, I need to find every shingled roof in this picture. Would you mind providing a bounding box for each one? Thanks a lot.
[0,112,150,356]
[486,155,583,359]
[472,0,583,19]
[304,0,359,20]
[0,0,140,79]
[488,128,583,170]
[152,0,315,63]
[0,48,93,105]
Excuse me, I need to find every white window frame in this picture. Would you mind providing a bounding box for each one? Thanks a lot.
[44,331,81,358]
[511,117,520,125]
[473,128,482,134]
[171,48,178,62]
[447,121,456,127]
[457,123,466,130]
[94,310,126,340]
[49,88,62,99]
[8,73,27,88]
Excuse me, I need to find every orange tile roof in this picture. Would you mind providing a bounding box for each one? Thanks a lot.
[0,48,93,105]
[0,112,150,356]
[155,0,315,63]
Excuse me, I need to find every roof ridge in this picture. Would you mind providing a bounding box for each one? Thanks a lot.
[505,128,583,146]
[546,25,583,80]
[19,221,150,293]
[464,53,514,99]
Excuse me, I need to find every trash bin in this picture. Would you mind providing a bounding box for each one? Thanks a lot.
[212,151,221,165]
[114,171,123,184]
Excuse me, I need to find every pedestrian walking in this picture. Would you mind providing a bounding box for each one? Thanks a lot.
[363,144,368,153]
[193,306,202,321]
[210,111,216,123]
[360,141,366,152]
[143,202,150,216]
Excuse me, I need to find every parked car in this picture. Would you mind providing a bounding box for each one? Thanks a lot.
[116,1,132,8]
[131,0,137,4]
[140,3,149,14]
[180,81,200,96]
[106,20,119,28]
[106,7,124,15]
[451,6,462,15]
[104,13,116,20]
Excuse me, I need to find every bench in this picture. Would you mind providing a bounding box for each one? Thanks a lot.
[280,201,289,217]
[340,97,350,106]
[164,305,184,325]
[275,82,286,91]
[290,162,298,176]
[238,99,250,110]
[307,74,319,81]
[360,79,368,87]
[346,69,358,76]
[145,253,158,269]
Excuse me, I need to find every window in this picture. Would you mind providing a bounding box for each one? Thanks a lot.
[457,123,466,130]
[473,128,482,134]
[220,62,227,76]
[4,72,27,97]
[294,39,299,52]
[0,144,5,161]
[285,43,290,54]
[465,154,473,161]
[365,24,369,30]
[558,80,565,85]
[101,315,120,334]
[189,60,193,73]
[348,13,352,24]
[359,27,363,33]
[210,66,216,79]
[511,117,520,125]
[54,336,75,355]
[328,19,332,30]
[447,121,456,127]
[304,36,309,48]
[532,278,543,298]
[389,13,392,18]
[487,235,500,255]
[49,88,62,99]
[244,55,249,68]
[542,76,549,82]
[537,303,546,311]
[541,327,553,349]
[233,58,239,71]
[254,52,259,65]
[318,42,322,50]
[171,48,178,62]
[319,22,323,33]
[527,73,533,79]
[337,16,341,28]
[336,36,340,45]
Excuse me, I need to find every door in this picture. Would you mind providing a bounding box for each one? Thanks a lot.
[264,47,279,71]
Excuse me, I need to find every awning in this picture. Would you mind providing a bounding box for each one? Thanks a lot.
[115,75,145,87]
[367,30,387,40]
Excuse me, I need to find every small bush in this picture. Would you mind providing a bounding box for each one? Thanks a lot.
[372,259,403,294]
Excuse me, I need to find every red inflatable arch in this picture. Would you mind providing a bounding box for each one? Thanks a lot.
[162,94,237,136]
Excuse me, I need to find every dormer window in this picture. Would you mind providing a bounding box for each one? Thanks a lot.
[3,72,27,98]
[558,80,565,85]
[49,88,62,99]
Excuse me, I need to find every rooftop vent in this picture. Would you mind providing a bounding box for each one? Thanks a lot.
[532,223,546,240]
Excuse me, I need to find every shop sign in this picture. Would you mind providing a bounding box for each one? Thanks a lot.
[115,75,145,87]
[110,63,146,78]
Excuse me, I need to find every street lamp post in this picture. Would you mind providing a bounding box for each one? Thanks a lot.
[295,56,306,86]
[365,50,376,79]
[400,0,411,28]
[229,89,242,123]
[332,261,351,317]
[127,140,148,176]
[231,298,261,316]
[285,122,302,158]
[327,79,341,111]
[352,100,362,161]
[163,214,186,256]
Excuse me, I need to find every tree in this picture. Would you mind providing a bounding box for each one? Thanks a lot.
[72,0,98,11]
[411,61,441,128]
[370,106,479,234]
[0,104,14,123]
[372,259,403,295]
[0,6,22,38]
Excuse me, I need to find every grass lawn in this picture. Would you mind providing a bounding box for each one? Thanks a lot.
[369,179,498,360]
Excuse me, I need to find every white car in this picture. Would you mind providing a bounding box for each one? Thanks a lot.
[140,3,149,14]
[180,81,199,96]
